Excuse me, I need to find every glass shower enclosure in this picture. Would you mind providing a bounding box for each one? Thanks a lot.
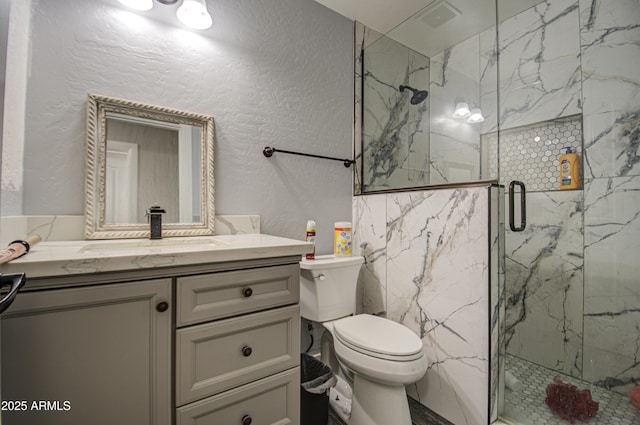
[355,0,640,423]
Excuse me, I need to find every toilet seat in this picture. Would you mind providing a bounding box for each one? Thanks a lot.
[333,314,423,361]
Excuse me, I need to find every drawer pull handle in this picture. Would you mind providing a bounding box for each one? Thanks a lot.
[242,287,253,298]
[241,345,253,357]
[241,415,252,425]
[156,301,169,312]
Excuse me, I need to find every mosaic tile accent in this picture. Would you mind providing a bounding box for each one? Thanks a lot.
[502,354,640,425]
[482,115,583,192]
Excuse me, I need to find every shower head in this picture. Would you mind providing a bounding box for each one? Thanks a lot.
[399,85,429,105]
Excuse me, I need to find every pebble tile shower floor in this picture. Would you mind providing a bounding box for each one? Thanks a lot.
[503,354,640,425]
[324,355,639,425]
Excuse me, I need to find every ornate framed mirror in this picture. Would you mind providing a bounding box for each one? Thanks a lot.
[84,94,215,239]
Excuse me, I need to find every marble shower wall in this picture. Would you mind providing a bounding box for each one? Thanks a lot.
[355,16,500,193]
[492,0,640,395]
[359,26,430,192]
[353,185,499,425]
[504,190,584,377]
[429,37,483,185]
[496,0,582,130]
[352,4,638,419]
[580,0,640,393]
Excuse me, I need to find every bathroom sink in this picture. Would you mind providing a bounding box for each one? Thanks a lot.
[79,237,229,253]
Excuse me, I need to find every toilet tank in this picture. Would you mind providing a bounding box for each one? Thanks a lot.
[299,255,364,322]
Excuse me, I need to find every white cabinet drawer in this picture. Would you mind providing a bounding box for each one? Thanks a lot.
[176,304,300,405]
[177,367,300,425]
[177,264,299,326]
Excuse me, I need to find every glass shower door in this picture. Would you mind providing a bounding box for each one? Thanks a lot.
[496,0,640,423]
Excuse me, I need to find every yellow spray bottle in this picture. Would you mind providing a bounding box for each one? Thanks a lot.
[559,147,580,190]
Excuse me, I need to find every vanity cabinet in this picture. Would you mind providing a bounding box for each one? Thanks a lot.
[175,264,301,425]
[1,278,172,425]
[1,254,302,425]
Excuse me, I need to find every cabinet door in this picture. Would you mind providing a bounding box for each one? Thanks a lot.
[1,279,172,425]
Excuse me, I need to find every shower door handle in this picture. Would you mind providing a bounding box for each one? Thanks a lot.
[509,181,526,232]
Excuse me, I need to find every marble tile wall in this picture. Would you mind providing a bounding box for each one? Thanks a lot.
[0,215,261,245]
[352,4,639,424]
[356,18,499,191]
[354,22,383,195]
[359,27,430,192]
[494,0,640,396]
[353,185,497,425]
[497,0,582,130]
[428,24,502,185]
[579,0,640,395]
[429,37,483,185]
[504,191,584,378]
[583,177,640,393]
[490,185,505,423]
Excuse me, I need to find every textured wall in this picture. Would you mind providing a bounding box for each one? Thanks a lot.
[0,0,8,150]
[6,0,353,252]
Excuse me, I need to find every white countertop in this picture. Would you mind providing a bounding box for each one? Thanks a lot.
[0,234,313,278]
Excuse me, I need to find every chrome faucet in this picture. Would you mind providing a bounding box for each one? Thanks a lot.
[146,204,166,239]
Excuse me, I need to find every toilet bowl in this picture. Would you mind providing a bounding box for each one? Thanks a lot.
[325,315,428,425]
[300,255,427,425]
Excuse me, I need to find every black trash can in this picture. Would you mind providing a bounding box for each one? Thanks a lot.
[300,353,337,425]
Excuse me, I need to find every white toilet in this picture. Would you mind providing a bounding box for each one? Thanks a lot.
[300,255,428,425]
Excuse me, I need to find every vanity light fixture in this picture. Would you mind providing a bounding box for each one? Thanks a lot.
[118,0,153,11]
[467,108,485,123]
[452,99,485,123]
[177,0,213,30]
[117,0,213,30]
[452,101,470,118]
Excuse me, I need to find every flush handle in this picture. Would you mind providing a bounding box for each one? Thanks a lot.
[241,345,253,357]
[316,273,326,281]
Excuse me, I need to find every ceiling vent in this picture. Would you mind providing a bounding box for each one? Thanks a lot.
[415,0,462,28]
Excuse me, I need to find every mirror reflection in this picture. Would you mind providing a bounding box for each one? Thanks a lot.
[85,94,215,239]
[104,112,202,224]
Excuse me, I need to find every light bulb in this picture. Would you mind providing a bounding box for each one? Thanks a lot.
[452,102,470,118]
[467,108,485,123]
[118,0,153,11]
[177,0,213,30]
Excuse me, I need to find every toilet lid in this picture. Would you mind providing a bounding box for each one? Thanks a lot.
[333,315,423,360]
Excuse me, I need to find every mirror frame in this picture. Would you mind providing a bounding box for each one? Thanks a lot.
[84,93,215,239]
